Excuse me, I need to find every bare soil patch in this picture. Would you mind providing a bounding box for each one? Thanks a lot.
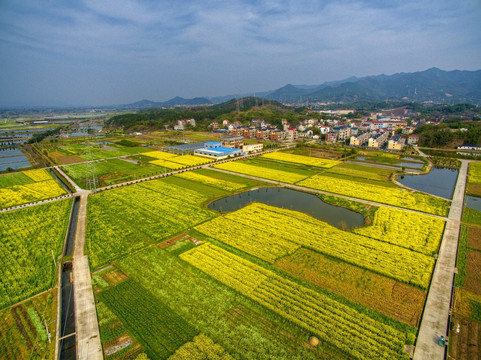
[469,227,481,250]
[101,269,129,287]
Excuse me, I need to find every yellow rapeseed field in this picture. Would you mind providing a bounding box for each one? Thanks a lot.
[262,152,341,168]
[298,174,449,216]
[214,161,308,183]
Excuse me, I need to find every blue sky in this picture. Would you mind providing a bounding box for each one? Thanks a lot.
[1,0,480,106]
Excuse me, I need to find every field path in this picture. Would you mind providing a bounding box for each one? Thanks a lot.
[73,190,103,360]
[413,159,470,360]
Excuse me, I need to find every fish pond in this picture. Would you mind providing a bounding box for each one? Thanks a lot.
[397,167,459,199]
[209,187,365,230]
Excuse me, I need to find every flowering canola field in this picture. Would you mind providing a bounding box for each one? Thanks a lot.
[181,243,412,360]
[469,162,481,185]
[195,203,434,288]
[145,151,214,169]
[0,199,71,308]
[214,161,308,183]
[262,152,341,168]
[353,207,445,255]
[298,174,449,216]
[0,169,66,209]
[175,171,246,192]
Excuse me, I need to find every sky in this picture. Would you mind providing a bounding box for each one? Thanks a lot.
[1,0,481,107]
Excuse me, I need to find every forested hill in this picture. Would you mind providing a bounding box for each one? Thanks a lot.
[107,97,308,132]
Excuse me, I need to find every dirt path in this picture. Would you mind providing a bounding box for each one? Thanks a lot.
[72,190,103,360]
[413,159,470,360]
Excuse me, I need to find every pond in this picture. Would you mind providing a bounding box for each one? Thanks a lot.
[393,161,424,169]
[466,195,481,212]
[397,167,459,199]
[0,147,30,171]
[208,187,365,230]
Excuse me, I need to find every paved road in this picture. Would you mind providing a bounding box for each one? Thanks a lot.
[72,190,103,360]
[413,159,470,360]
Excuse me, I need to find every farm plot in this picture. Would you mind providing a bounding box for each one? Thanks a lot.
[117,247,333,360]
[0,199,71,308]
[0,169,67,209]
[168,334,234,360]
[86,179,215,269]
[261,152,341,168]
[353,207,445,255]
[181,243,413,360]
[195,203,434,288]
[298,174,449,216]
[276,248,426,327]
[468,162,481,185]
[174,171,246,192]
[98,279,198,359]
[61,158,165,188]
[214,161,309,183]
[168,155,213,167]
[325,162,394,181]
[0,290,57,360]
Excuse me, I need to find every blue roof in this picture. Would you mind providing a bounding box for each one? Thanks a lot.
[213,147,239,153]
[205,141,221,145]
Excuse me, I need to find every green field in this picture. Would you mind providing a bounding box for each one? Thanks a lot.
[86,177,220,269]
[0,290,57,359]
[61,158,166,188]
[0,199,71,308]
[116,246,343,360]
[98,279,198,359]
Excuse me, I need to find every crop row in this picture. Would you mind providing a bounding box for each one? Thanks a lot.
[195,214,300,263]
[214,161,308,183]
[98,279,198,359]
[298,174,449,216]
[195,203,434,288]
[86,179,214,268]
[261,152,341,168]
[0,199,71,308]
[353,206,445,255]
[117,246,324,360]
[168,334,234,360]
[175,171,245,192]
[181,243,411,360]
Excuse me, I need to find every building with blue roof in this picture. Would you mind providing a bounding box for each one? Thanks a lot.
[194,141,242,159]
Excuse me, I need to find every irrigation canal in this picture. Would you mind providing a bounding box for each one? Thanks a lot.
[58,197,80,360]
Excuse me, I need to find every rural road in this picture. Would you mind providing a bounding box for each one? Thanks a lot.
[413,159,470,360]
[72,190,103,360]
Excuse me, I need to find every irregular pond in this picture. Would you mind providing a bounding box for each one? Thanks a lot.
[466,195,481,212]
[397,167,458,199]
[209,187,365,230]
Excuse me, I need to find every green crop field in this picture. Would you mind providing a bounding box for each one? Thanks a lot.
[0,199,71,308]
[116,246,343,360]
[98,279,198,359]
[86,178,218,269]
[0,290,57,359]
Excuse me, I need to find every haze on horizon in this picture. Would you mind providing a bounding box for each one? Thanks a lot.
[0,0,480,107]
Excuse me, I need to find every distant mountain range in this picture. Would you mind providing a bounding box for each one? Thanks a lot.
[122,68,481,108]
[122,96,212,109]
